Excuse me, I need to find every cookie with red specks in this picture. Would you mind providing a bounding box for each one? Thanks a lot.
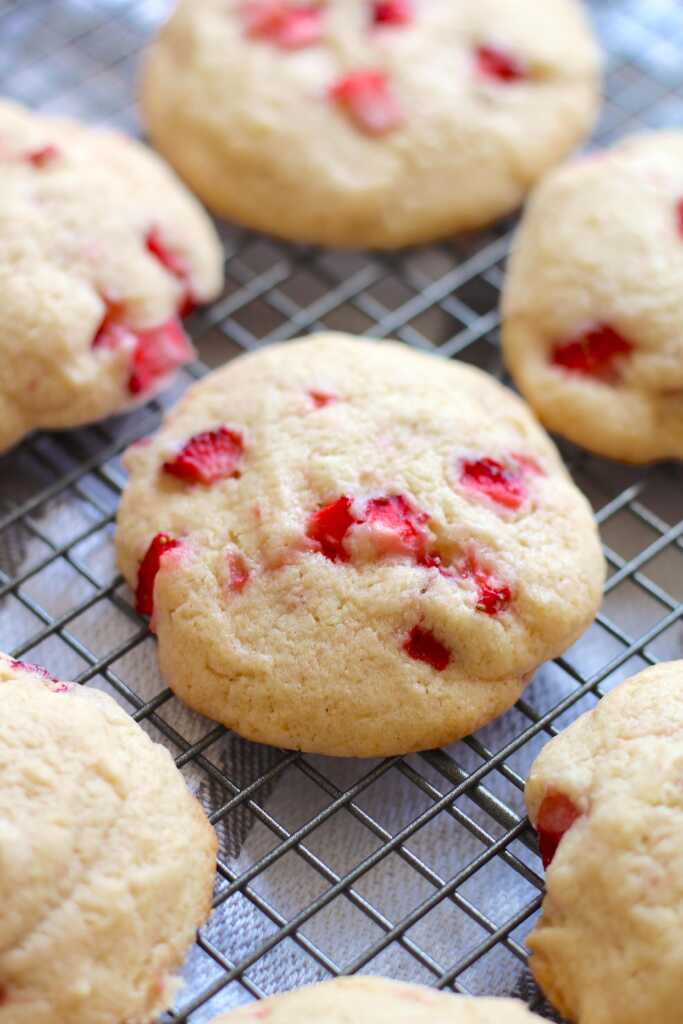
[115,333,604,757]
[0,99,223,453]
[503,133,683,463]
[525,661,683,1024]
[140,0,599,248]
[208,977,545,1022]
[0,651,217,1024]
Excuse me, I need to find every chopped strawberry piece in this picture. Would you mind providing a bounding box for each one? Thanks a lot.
[177,293,197,318]
[136,532,181,616]
[306,496,357,562]
[309,389,338,408]
[92,297,192,395]
[330,70,403,136]
[460,557,511,615]
[25,144,60,167]
[551,323,634,381]
[226,551,250,592]
[243,1,323,49]
[476,45,526,83]
[364,494,429,559]
[145,226,190,281]
[128,319,193,395]
[145,226,197,317]
[403,625,450,671]
[8,658,59,683]
[459,456,526,510]
[163,426,244,485]
[536,791,581,869]
[676,198,683,239]
[373,0,413,25]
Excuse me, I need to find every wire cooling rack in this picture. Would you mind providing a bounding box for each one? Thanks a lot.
[1,1,682,1021]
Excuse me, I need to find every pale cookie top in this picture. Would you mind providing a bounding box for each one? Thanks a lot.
[0,653,217,1024]
[525,661,683,1024]
[115,334,604,757]
[209,976,544,1023]
[141,0,599,248]
[503,132,683,463]
[0,99,223,453]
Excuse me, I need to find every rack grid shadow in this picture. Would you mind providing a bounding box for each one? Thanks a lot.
[0,1,682,1021]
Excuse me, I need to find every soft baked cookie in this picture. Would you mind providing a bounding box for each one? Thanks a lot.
[0,652,217,1024]
[115,334,605,757]
[140,0,600,248]
[502,133,683,463]
[208,976,544,1022]
[0,99,223,453]
[526,661,683,1024]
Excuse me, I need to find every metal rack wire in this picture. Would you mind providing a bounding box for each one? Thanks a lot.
[0,1,682,1021]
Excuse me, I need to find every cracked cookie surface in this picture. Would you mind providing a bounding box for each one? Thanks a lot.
[0,653,216,1024]
[116,334,604,756]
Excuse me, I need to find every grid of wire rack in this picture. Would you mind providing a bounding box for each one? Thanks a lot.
[1,1,682,1021]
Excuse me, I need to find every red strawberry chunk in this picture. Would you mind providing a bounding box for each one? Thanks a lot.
[226,551,250,592]
[128,319,193,395]
[551,323,634,381]
[307,496,357,562]
[476,45,526,83]
[25,144,60,167]
[92,297,192,395]
[403,625,450,671]
[145,226,196,317]
[145,227,190,281]
[460,556,511,615]
[536,791,581,869]
[364,494,429,559]
[163,426,244,485]
[243,1,323,49]
[330,71,404,136]
[309,389,338,408]
[460,456,526,510]
[8,658,60,683]
[136,532,181,616]
[373,0,413,25]
[676,198,683,239]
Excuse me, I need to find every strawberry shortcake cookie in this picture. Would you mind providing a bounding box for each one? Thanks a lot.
[526,660,683,1024]
[0,99,223,453]
[140,0,600,247]
[0,652,217,1024]
[503,133,683,463]
[208,976,545,1023]
[115,334,604,756]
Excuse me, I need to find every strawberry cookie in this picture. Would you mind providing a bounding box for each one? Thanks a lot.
[208,976,545,1022]
[0,99,223,453]
[115,334,604,757]
[526,661,683,1024]
[503,133,683,463]
[140,0,599,248]
[0,652,217,1024]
